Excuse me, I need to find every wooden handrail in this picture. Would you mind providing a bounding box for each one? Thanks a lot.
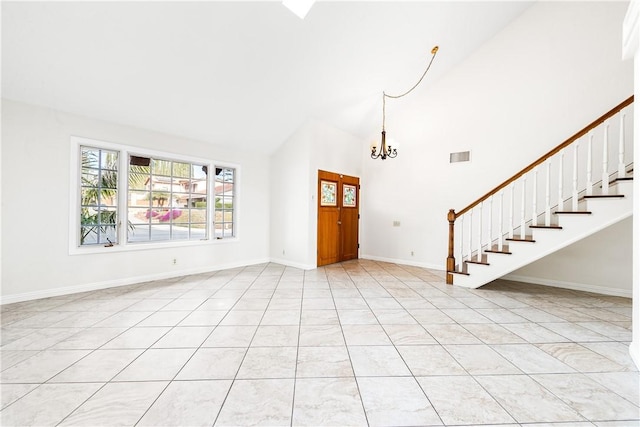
[456,95,633,218]
[446,95,633,285]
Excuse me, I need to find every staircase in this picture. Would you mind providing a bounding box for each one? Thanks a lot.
[446,96,634,288]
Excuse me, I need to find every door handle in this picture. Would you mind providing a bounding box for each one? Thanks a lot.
[337,221,342,225]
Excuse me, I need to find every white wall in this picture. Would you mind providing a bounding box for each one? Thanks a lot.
[505,217,632,297]
[269,124,312,268]
[1,99,271,303]
[269,120,362,269]
[360,2,634,282]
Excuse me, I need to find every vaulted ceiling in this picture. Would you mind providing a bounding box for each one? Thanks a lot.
[2,1,533,154]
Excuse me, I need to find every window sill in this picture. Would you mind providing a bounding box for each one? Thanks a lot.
[69,237,238,255]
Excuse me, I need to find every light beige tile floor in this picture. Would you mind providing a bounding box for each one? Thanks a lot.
[0,260,638,426]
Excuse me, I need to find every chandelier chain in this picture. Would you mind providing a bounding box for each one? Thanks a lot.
[382,46,439,131]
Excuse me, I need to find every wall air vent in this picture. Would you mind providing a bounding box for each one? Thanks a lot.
[450,151,471,163]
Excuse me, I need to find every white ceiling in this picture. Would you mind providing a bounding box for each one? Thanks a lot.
[2,1,533,154]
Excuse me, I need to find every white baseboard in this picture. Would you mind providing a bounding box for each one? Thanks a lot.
[0,258,271,305]
[268,257,315,270]
[502,274,632,298]
[359,254,444,272]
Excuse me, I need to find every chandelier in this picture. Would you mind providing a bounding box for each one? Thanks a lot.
[371,46,440,160]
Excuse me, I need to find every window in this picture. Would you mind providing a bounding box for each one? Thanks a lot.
[214,167,235,238]
[73,137,236,250]
[127,156,208,242]
[80,146,119,246]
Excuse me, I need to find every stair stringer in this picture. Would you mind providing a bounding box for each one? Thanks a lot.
[453,180,633,289]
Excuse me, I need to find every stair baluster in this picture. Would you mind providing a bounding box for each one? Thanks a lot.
[532,167,538,226]
[509,183,515,239]
[586,131,593,196]
[477,202,483,262]
[545,161,551,225]
[572,142,579,211]
[467,209,473,266]
[558,149,564,211]
[487,195,493,251]
[498,190,504,252]
[618,112,626,179]
[602,120,609,195]
[458,215,464,271]
[520,176,526,239]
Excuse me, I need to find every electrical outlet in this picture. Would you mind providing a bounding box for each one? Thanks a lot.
[393,221,401,227]
[172,258,177,265]
[282,249,285,255]
[411,251,414,256]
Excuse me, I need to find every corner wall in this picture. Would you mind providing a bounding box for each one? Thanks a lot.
[1,99,271,303]
[269,120,362,269]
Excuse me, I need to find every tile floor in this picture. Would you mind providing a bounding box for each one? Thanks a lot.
[0,260,638,426]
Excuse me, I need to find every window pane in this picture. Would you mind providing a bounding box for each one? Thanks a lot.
[128,207,153,225]
[99,170,118,190]
[220,196,233,209]
[190,208,207,224]
[192,196,207,209]
[192,165,207,180]
[173,162,190,178]
[152,159,172,176]
[80,146,119,246]
[192,178,207,195]
[81,147,100,169]
[172,177,190,193]
[82,170,99,187]
[171,223,190,240]
[101,151,118,171]
[213,167,234,239]
[81,188,100,206]
[129,171,149,190]
[81,226,99,245]
[223,223,233,237]
[128,224,150,242]
[99,224,118,244]
[173,193,190,208]
[150,224,172,241]
[190,226,206,240]
[128,156,210,244]
[128,190,150,206]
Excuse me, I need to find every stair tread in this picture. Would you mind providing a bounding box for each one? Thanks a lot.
[506,236,536,242]
[582,194,625,199]
[485,249,512,255]
[451,270,470,276]
[555,211,592,214]
[465,259,490,266]
[530,225,563,229]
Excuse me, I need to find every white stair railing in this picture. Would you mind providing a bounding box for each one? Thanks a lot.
[447,97,633,283]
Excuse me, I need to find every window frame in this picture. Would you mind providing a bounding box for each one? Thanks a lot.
[69,136,239,255]
[213,166,236,240]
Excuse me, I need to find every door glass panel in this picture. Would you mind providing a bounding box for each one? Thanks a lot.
[320,180,337,206]
[343,184,357,207]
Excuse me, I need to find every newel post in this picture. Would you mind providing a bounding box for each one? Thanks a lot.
[446,209,456,285]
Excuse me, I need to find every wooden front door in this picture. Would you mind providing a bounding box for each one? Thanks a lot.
[317,170,360,267]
